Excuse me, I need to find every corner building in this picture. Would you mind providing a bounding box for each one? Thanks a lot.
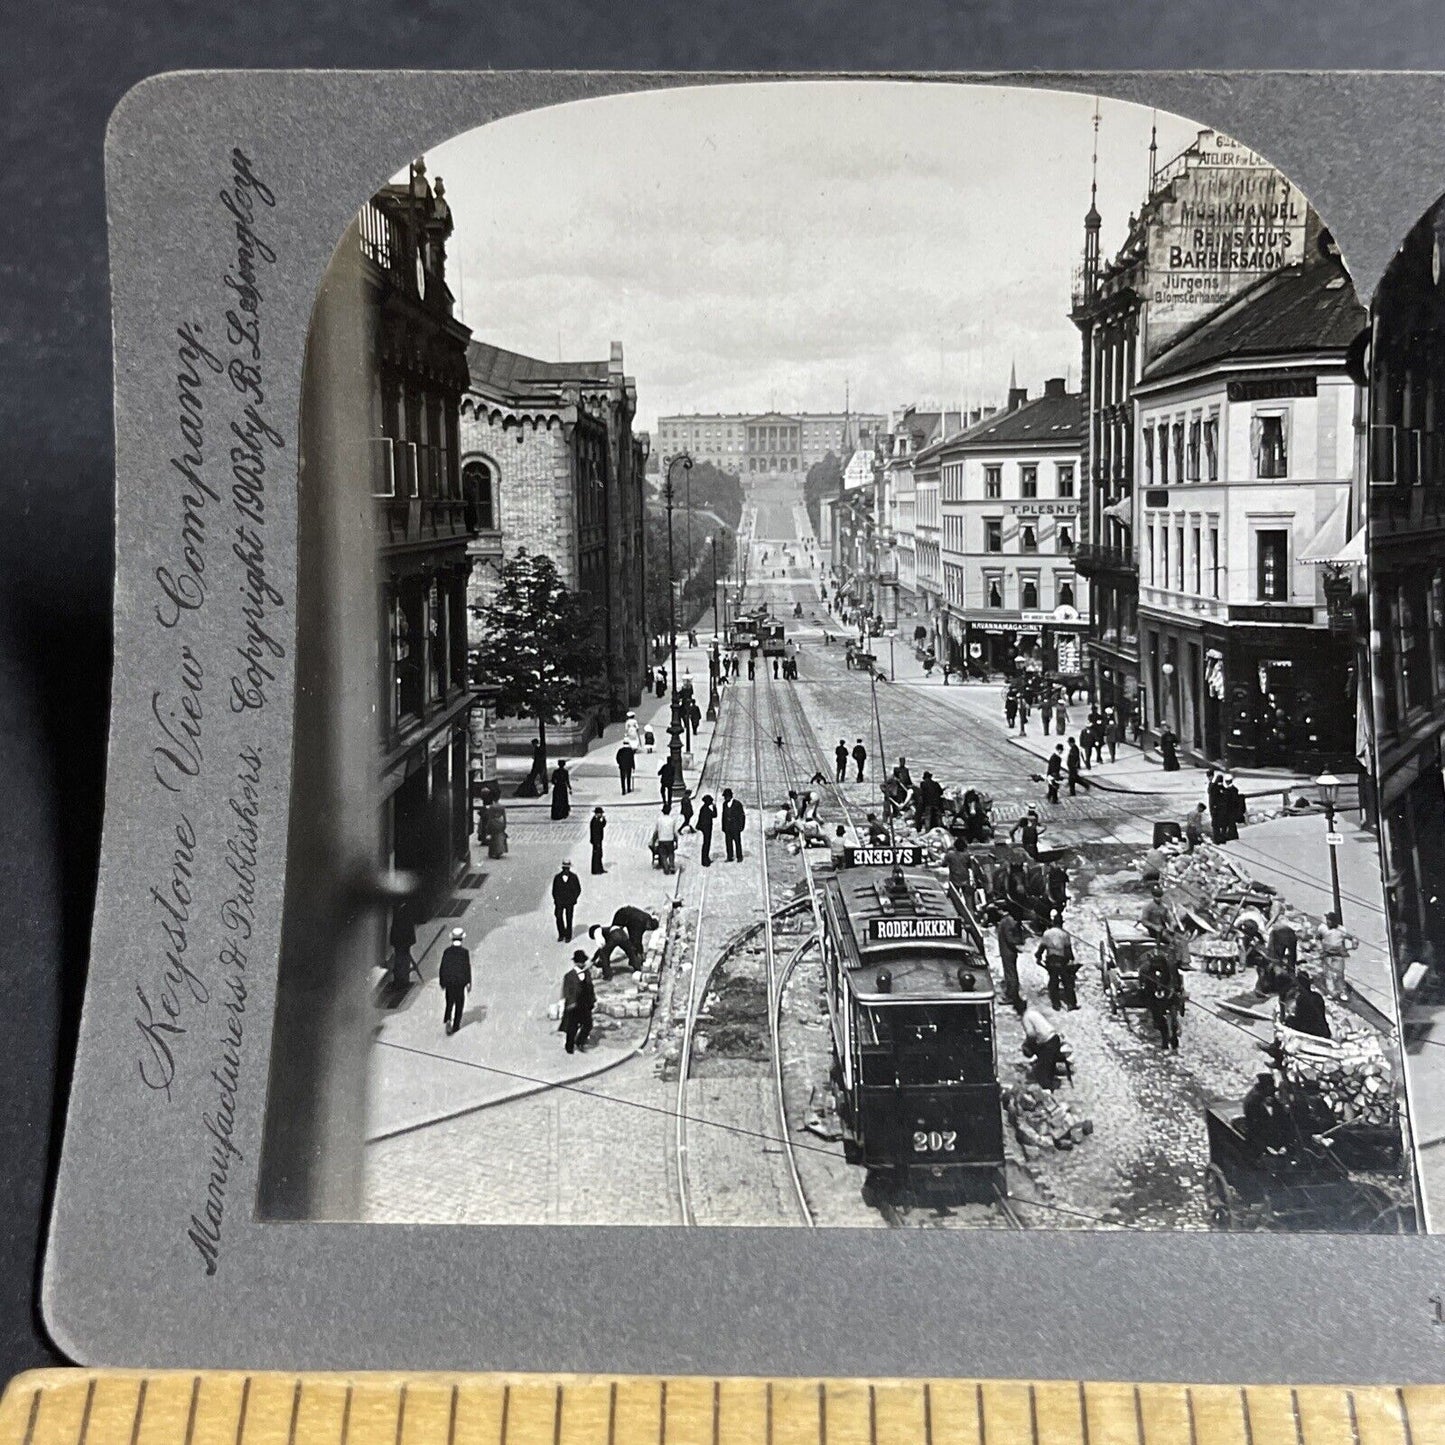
[927,379,1086,676]
[1072,128,1313,733]
[1131,246,1365,770]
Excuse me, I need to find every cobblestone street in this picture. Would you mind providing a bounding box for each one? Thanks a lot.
[363,516,1415,1231]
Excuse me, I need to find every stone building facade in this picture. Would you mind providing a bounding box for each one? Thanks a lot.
[460,339,647,752]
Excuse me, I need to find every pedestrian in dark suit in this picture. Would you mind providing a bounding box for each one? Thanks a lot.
[551,861,581,942]
[1104,713,1120,762]
[1066,737,1084,796]
[721,788,747,861]
[1046,746,1063,805]
[994,911,1027,1008]
[561,953,596,1053]
[616,743,635,794]
[658,757,675,805]
[589,807,607,874]
[438,927,472,1035]
[835,740,849,783]
[852,738,867,782]
[697,793,717,865]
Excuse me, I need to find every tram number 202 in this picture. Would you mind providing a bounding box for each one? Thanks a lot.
[912,1130,958,1154]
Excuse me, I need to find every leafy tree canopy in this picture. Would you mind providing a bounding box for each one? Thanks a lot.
[473,549,606,736]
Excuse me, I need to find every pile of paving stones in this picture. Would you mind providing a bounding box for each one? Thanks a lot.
[1005,1084,1094,1154]
[1275,1011,1396,1129]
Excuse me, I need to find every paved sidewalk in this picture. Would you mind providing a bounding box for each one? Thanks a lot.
[1218,813,1395,1027]
[366,641,725,1141]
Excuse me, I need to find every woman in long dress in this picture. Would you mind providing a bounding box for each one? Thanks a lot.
[486,801,508,859]
[1159,725,1180,772]
[550,761,572,820]
[623,711,642,751]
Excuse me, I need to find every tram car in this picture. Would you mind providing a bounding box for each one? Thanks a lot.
[760,620,786,656]
[727,616,760,651]
[816,850,1004,1190]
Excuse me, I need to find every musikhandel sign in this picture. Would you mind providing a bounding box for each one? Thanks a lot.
[1145,130,1309,356]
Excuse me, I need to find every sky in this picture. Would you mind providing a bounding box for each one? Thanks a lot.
[415,82,1205,434]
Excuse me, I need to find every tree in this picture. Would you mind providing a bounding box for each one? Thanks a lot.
[644,513,737,637]
[472,549,606,767]
[804,451,844,538]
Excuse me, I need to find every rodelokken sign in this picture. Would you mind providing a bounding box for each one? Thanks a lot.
[866,917,965,942]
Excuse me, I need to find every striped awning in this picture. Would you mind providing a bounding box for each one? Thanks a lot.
[1299,495,1364,567]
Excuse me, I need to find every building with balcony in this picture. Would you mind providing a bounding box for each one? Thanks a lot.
[362,161,479,900]
[927,378,1086,676]
[1131,244,1365,770]
[1366,194,1445,977]
[459,337,647,752]
[1071,126,1315,730]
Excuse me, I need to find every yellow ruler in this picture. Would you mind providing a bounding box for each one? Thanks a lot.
[3,1371,1443,1445]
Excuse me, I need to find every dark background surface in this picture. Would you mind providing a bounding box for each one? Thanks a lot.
[5,0,1445,1380]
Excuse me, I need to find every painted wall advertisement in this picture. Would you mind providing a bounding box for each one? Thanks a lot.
[1145,131,1308,358]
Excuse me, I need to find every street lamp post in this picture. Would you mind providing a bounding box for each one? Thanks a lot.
[710,534,720,640]
[663,453,693,786]
[1315,771,1345,923]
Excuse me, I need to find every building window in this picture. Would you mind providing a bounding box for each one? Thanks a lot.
[1021,576,1039,610]
[1204,414,1219,480]
[1021,525,1038,553]
[1158,425,1170,485]
[1191,523,1201,594]
[984,466,1001,499]
[1021,465,1038,499]
[1147,524,1156,585]
[986,575,1004,608]
[1160,527,1170,588]
[985,519,1002,552]
[1174,523,1185,590]
[1143,427,1155,484]
[1209,524,1220,598]
[1187,417,1201,481]
[1256,529,1288,600]
[1172,422,1185,486]
[462,460,494,530]
[1056,464,1075,498]
[1254,412,1288,479]
[1058,577,1076,608]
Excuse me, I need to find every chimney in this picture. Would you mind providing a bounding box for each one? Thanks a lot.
[1008,386,1028,412]
[609,341,624,380]
[1044,377,1067,399]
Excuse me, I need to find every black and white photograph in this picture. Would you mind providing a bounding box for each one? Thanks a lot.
[255,79,1421,1233]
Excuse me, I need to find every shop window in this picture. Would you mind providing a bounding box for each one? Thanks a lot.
[1256,529,1288,601]
[1021,465,1038,499]
[1021,525,1038,553]
[1056,464,1075,498]
[985,466,1001,499]
[985,519,1002,552]
[1254,412,1289,479]
[1022,578,1039,610]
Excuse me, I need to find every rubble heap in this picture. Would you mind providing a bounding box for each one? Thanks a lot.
[1275,1014,1396,1129]
[1006,1084,1094,1153]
